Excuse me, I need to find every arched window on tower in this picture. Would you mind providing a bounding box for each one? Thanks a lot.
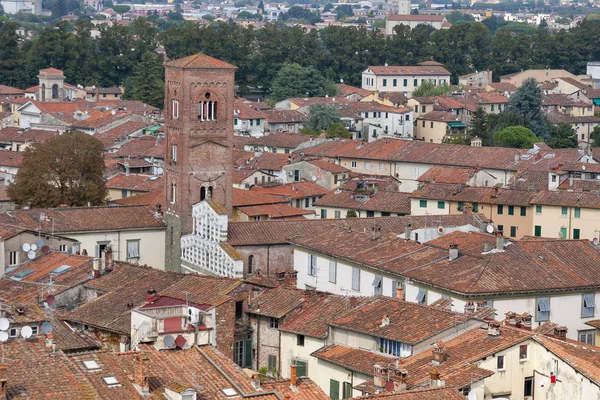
[200,187,206,201]
[208,186,213,199]
[171,183,177,204]
[41,84,46,102]
[248,255,254,275]
[198,93,217,121]
[52,84,59,99]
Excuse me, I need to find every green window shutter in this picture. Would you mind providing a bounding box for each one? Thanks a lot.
[321,209,327,218]
[536,205,542,214]
[497,205,503,214]
[343,382,353,398]
[268,354,277,373]
[472,203,479,212]
[560,227,567,239]
[437,201,445,209]
[294,360,307,377]
[574,229,581,239]
[243,338,253,368]
[562,206,568,216]
[575,207,581,218]
[420,200,427,208]
[520,207,526,216]
[330,379,340,400]
[508,205,514,215]
[534,226,542,237]
[510,226,517,237]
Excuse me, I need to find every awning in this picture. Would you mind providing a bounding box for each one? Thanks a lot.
[593,99,600,106]
[447,121,466,128]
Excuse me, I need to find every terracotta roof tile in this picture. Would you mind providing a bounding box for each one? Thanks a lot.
[311,344,398,375]
[105,174,164,192]
[236,151,291,171]
[251,181,329,199]
[233,187,289,207]
[238,203,314,219]
[299,139,362,158]
[94,121,148,149]
[488,82,517,92]
[246,287,305,318]
[305,159,349,173]
[0,205,165,233]
[543,93,591,107]
[262,378,329,399]
[531,190,600,209]
[164,53,237,69]
[314,190,411,214]
[158,274,241,307]
[112,188,164,208]
[337,83,375,98]
[417,111,460,122]
[246,133,313,149]
[115,135,163,159]
[411,183,534,206]
[352,387,468,400]
[366,65,450,76]
[417,166,476,184]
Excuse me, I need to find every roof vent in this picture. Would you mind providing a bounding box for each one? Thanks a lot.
[487,321,501,338]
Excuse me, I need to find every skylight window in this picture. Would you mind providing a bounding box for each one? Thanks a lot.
[11,269,34,281]
[103,376,120,386]
[83,360,100,371]
[51,265,71,275]
[222,388,238,397]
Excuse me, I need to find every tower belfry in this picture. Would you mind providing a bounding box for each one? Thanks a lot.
[163,54,236,272]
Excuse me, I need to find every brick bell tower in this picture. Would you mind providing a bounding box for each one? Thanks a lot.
[163,54,236,272]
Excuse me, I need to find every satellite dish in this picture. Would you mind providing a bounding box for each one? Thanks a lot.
[163,334,175,348]
[0,318,9,331]
[0,332,7,342]
[31,244,37,251]
[21,326,32,339]
[467,391,477,400]
[486,224,494,234]
[42,246,50,255]
[111,110,116,115]
[45,294,55,306]
[41,321,53,334]
[437,226,445,234]
[340,78,344,83]
[311,175,317,182]
[27,250,36,260]
[175,334,187,348]
[37,240,44,247]
[594,238,600,246]
[22,243,30,252]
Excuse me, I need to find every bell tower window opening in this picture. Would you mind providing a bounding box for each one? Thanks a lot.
[198,92,218,121]
[172,100,179,119]
[208,186,213,199]
[200,187,206,201]
[171,182,177,204]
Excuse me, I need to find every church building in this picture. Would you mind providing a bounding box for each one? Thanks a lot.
[385,0,451,34]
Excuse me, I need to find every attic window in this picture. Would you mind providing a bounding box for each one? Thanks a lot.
[222,388,238,397]
[51,265,71,275]
[103,376,120,387]
[11,269,34,281]
[83,360,101,371]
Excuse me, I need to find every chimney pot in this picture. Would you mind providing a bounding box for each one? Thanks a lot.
[554,326,568,340]
[134,355,150,394]
[483,242,493,252]
[431,342,446,364]
[290,364,297,387]
[496,234,505,251]
[405,224,412,241]
[448,244,459,261]
[487,321,501,337]
[284,271,298,289]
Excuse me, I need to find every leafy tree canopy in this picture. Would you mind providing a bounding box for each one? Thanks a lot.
[508,78,548,140]
[8,130,107,208]
[412,80,451,97]
[270,63,335,101]
[308,103,341,131]
[493,126,541,148]
[547,123,578,148]
[325,122,351,138]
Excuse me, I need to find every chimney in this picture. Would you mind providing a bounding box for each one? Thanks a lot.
[492,187,498,198]
[134,355,150,394]
[553,326,568,340]
[483,242,493,253]
[431,342,446,365]
[487,321,501,337]
[0,364,6,400]
[125,162,130,176]
[381,314,390,327]
[405,224,412,241]
[520,313,532,330]
[100,250,106,272]
[429,369,443,387]
[569,176,574,187]
[45,333,54,348]
[290,364,297,387]
[448,244,458,261]
[284,271,298,289]
[349,297,358,308]
[92,258,100,278]
[371,225,382,240]
[145,289,158,303]
[496,233,505,251]
[464,301,475,313]
[505,311,517,326]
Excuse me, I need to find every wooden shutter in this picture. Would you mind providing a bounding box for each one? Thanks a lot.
[330,379,340,400]
[295,360,307,377]
[243,338,252,368]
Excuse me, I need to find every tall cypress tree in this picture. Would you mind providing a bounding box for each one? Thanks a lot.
[124,52,164,109]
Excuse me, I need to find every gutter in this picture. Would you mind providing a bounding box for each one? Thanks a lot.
[195,345,283,399]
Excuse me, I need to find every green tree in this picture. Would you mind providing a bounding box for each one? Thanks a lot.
[547,123,578,148]
[468,107,488,144]
[112,5,130,17]
[323,2,334,11]
[539,18,548,28]
[508,78,548,140]
[270,63,334,101]
[299,126,319,136]
[446,11,475,24]
[493,126,541,148]
[124,51,164,108]
[346,209,357,218]
[335,4,353,20]
[308,103,341,131]
[0,21,29,88]
[8,131,107,208]
[591,126,600,147]
[325,122,351,138]
[412,80,451,97]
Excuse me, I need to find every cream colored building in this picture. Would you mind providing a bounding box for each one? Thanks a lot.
[361,65,451,97]
[530,195,600,240]
[415,111,466,143]
[500,69,578,87]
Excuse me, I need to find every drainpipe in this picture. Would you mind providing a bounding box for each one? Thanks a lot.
[256,315,260,371]
[568,207,573,239]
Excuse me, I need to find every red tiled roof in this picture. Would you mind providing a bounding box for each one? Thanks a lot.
[306,159,349,173]
[417,111,460,122]
[227,214,489,246]
[366,65,450,76]
[237,203,314,219]
[246,133,313,149]
[352,387,468,400]
[411,183,534,206]
[311,344,398,375]
[417,166,476,184]
[164,53,237,69]
[246,287,306,318]
[251,181,329,199]
[263,109,308,124]
[558,77,590,90]
[235,100,268,120]
[39,67,64,74]
[233,187,289,207]
[0,85,24,95]
[488,82,517,92]
[337,83,375,98]
[299,139,362,158]
[112,187,164,208]
[329,297,474,345]
[314,190,411,214]
[105,174,164,192]
[0,205,165,233]
[94,121,147,149]
[115,135,163,159]
[236,151,291,171]
[0,127,59,144]
[262,378,329,400]
[286,97,349,108]
[543,93,591,107]
[546,111,600,124]
[531,190,600,209]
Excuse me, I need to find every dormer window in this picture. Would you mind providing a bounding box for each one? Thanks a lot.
[198,92,217,121]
